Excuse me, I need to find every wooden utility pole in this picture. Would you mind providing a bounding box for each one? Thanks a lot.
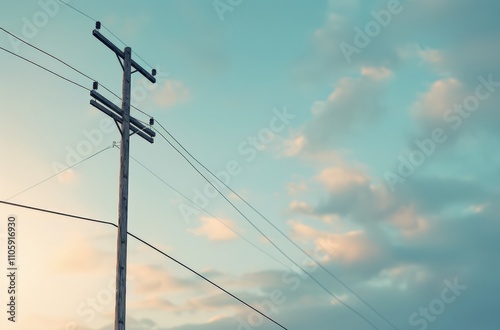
[115,46,131,330]
[89,22,156,330]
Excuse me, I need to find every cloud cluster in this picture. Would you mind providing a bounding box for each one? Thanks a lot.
[188,216,238,241]
[47,1,500,329]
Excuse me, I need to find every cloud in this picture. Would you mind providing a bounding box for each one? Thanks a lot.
[278,132,344,166]
[316,166,369,192]
[289,67,393,155]
[56,168,78,183]
[289,221,379,264]
[153,80,189,108]
[316,230,379,264]
[129,264,196,295]
[281,132,307,157]
[188,216,238,241]
[289,200,314,214]
[370,264,429,290]
[397,44,445,67]
[286,182,308,196]
[389,205,429,238]
[411,78,464,123]
[50,233,113,273]
[98,201,500,329]
[360,66,392,80]
[310,165,391,221]
[129,297,179,312]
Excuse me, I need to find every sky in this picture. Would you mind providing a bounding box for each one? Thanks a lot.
[1,0,500,329]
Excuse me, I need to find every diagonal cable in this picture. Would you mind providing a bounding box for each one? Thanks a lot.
[155,120,398,329]
[6,144,113,201]
[0,200,288,329]
[152,127,382,330]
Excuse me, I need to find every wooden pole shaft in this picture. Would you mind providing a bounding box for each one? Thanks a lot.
[114,46,132,330]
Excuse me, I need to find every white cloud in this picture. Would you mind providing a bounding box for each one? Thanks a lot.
[398,44,445,66]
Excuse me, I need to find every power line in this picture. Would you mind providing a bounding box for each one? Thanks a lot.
[0,26,152,121]
[0,200,112,227]
[0,35,309,302]
[58,0,94,21]
[57,0,155,71]
[0,33,285,328]
[0,23,390,329]
[0,26,94,81]
[249,202,398,329]
[2,123,290,279]
[2,138,301,329]
[0,24,260,288]
[0,200,288,330]
[125,148,293,272]
[0,46,89,91]
[5,144,113,201]
[187,153,398,328]
[154,121,398,329]
[151,127,382,330]
[0,25,287,330]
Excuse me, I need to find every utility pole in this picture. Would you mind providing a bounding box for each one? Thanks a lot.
[89,21,156,330]
[116,45,131,330]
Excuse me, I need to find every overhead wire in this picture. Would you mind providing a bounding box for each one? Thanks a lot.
[0,26,152,122]
[0,200,289,330]
[155,123,399,329]
[151,128,383,330]
[0,26,94,81]
[6,144,113,201]
[57,0,155,71]
[0,39,382,330]
[0,45,89,91]
[0,20,291,330]
[0,29,294,275]
[125,148,293,272]
[0,28,292,274]
[0,22,393,329]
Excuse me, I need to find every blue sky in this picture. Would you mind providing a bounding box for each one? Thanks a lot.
[1,0,500,329]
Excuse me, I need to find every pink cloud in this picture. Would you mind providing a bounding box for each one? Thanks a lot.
[50,233,113,273]
[361,66,392,80]
[316,166,369,192]
[390,206,429,238]
[129,264,193,295]
[153,80,189,108]
[411,78,464,121]
[289,221,379,264]
[289,200,314,214]
[189,216,238,241]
